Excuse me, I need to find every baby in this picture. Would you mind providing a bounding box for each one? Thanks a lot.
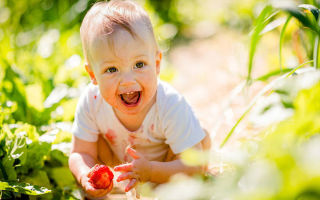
[69,0,210,199]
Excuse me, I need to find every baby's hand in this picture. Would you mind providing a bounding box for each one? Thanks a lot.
[114,147,152,192]
[80,166,114,198]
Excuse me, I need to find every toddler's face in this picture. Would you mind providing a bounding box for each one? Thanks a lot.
[87,25,161,116]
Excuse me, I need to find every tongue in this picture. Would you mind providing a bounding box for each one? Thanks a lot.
[121,92,140,104]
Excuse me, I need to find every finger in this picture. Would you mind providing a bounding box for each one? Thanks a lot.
[117,172,137,182]
[126,147,140,159]
[125,178,138,192]
[114,163,133,172]
[85,184,108,198]
[90,182,114,197]
[96,188,110,197]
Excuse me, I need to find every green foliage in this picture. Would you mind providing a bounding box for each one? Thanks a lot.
[246,1,320,83]
[0,118,77,199]
[154,72,320,200]
[248,5,275,82]
[1,0,320,199]
[0,181,51,196]
[222,0,320,147]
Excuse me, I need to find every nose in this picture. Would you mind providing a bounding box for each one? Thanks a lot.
[120,71,136,86]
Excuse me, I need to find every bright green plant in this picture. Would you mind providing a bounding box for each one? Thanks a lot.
[221,0,320,148]
[154,71,320,200]
[0,106,77,199]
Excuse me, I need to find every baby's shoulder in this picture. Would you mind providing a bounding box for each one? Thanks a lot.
[157,81,183,102]
[78,83,104,112]
[156,81,186,112]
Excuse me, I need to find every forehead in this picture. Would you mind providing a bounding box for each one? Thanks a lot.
[89,23,156,64]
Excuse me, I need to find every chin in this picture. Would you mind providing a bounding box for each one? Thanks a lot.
[118,106,143,115]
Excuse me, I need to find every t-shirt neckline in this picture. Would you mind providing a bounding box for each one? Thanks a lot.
[108,104,156,134]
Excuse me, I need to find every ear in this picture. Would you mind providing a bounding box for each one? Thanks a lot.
[155,51,162,75]
[85,63,98,85]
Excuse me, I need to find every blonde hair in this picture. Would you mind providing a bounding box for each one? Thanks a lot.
[80,0,157,63]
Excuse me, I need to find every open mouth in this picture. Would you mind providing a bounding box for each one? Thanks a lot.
[120,91,141,106]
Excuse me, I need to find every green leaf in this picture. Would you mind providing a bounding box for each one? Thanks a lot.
[48,149,69,167]
[21,141,51,173]
[298,4,320,20]
[14,124,39,142]
[255,68,293,82]
[23,170,52,189]
[279,16,292,69]
[248,5,274,82]
[283,5,320,34]
[220,61,313,148]
[2,132,27,180]
[0,181,51,195]
[47,167,76,189]
[1,157,17,180]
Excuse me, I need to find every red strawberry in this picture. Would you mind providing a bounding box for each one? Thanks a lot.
[88,164,114,189]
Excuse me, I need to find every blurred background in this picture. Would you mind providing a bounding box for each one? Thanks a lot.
[1,0,320,199]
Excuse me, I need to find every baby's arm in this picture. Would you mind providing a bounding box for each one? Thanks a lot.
[69,135,112,197]
[149,129,211,183]
[154,131,211,182]
[149,142,204,183]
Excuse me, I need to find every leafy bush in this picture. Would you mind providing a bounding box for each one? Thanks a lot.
[1,0,320,199]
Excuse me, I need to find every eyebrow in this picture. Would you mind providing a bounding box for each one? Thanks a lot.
[98,53,148,67]
[99,60,117,67]
[133,54,148,59]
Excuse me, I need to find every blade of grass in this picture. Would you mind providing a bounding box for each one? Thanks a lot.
[314,12,320,69]
[261,17,284,35]
[285,60,313,76]
[279,16,292,70]
[255,68,292,82]
[314,30,319,69]
[248,5,274,83]
[220,60,313,148]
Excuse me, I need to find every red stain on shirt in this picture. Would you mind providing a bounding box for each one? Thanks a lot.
[128,135,136,145]
[105,129,116,145]
[124,154,129,162]
[139,125,143,133]
[150,124,154,131]
[94,95,97,99]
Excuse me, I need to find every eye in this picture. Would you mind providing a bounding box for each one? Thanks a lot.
[105,67,118,73]
[134,61,145,69]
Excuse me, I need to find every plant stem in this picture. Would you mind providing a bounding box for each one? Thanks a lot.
[314,29,320,69]
[219,60,313,148]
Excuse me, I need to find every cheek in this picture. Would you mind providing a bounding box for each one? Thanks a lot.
[98,79,118,99]
[143,77,157,97]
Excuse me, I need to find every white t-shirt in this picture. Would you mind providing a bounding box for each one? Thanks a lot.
[72,80,206,162]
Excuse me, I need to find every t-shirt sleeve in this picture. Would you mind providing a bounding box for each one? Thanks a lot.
[72,85,99,142]
[159,83,206,154]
